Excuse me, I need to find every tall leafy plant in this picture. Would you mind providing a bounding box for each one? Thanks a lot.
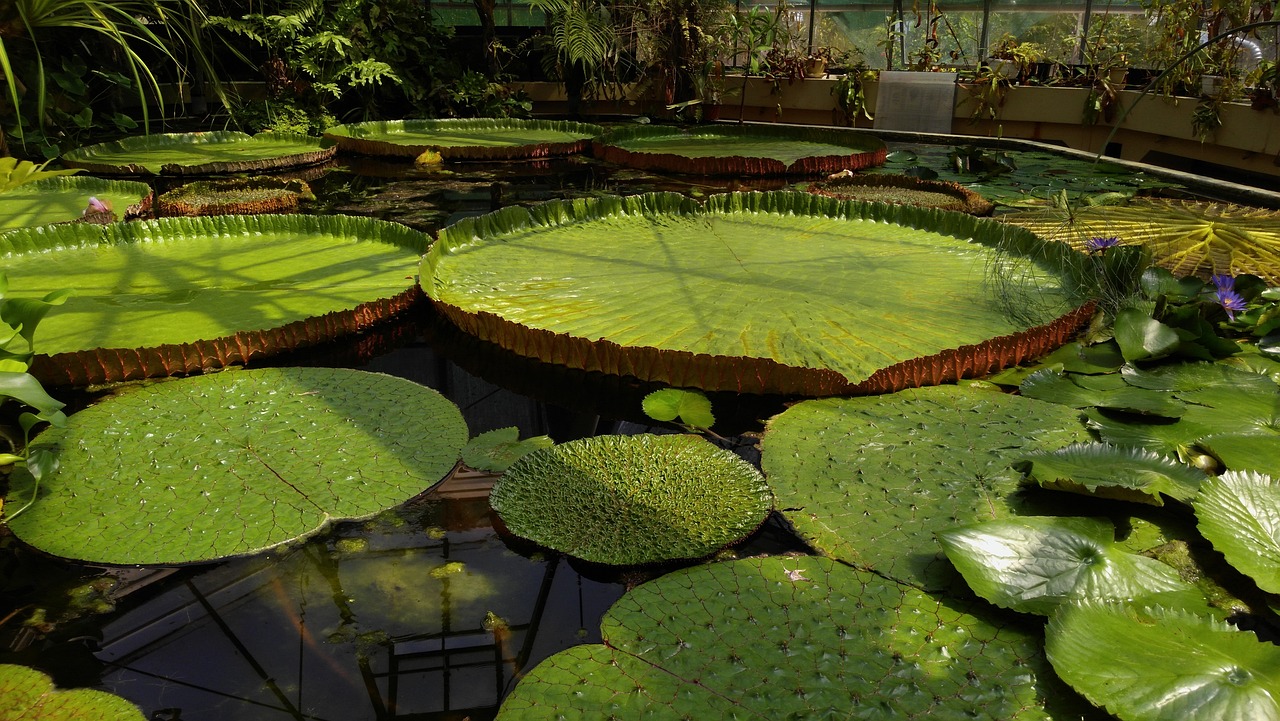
[526,0,623,116]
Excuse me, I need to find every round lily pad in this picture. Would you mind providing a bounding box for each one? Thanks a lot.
[498,556,1089,720]
[4,367,468,565]
[489,433,772,566]
[0,214,428,386]
[322,118,603,160]
[760,385,1091,589]
[423,191,1095,396]
[593,124,887,176]
[0,177,153,230]
[157,176,314,216]
[808,173,995,215]
[0,664,144,720]
[61,131,337,176]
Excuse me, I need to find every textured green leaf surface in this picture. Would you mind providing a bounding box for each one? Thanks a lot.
[499,556,1082,720]
[0,664,145,720]
[0,214,426,358]
[0,177,152,229]
[323,118,603,158]
[1195,470,1280,594]
[1199,433,1280,476]
[4,367,467,565]
[596,124,884,166]
[938,517,1202,616]
[1020,369,1185,416]
[460,427,554,472]
[1114,308,1181,362]
[425,191,1089,394]
[489,434,772,565]
[761,385,1090,589]
[1020,442,1207,504]
[1046,602,1280,721]
[61,131,334,175]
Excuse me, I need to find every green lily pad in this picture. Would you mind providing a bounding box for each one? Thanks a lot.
[0,664,144,720]
[938,516,1204,616]
[761,385,1090,589]
[1199,433,1280,476]
[1020,368,1185,416]
[0,177,153,230]
[61,131,336,176]
[0,214,427,386]
[460,427,554,472]
[593,124,887,176]
[1114,307,1182,362]
[1020,442,1207,504]
[641,387,715,430]
[489,434,772,566]
[157,176,314,217]
[1195,470,1280,594]
[808,173,995,215]
[423,191,1094,396]
[1046,602,1280,721]
[3,367,468,565]
[323,118,603,159]
[498,556,1087,720]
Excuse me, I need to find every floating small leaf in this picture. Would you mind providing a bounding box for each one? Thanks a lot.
[461,427,554,472]
[641,388,715,430]
[1020,442,1207,504]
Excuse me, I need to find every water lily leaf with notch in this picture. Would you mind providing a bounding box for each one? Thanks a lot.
[1,214,428,386]
[1198,434,1280,476]
[489,434,771,566]
[3,367,468,565]
[641,387,714,430]
[1001,199,1280,283]
[323,118,604,160]
[1113,307,1182,362]
[61,131,337,175]
[1195,470,1280,594]
[424,191,1095,396]
[1046,602,1280,721]
[498,555,1093,720]
[1020,442,1207,505]
[0,663,144,720]
[1121,361,1280,393]
[1019,368,1185,416]
[761,385,1090,589]
[0,177,152,230]
[938,516,1206,616]
[461,427,554,472]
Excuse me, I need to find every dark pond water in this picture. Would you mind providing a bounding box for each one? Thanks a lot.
[0,139,1246,720]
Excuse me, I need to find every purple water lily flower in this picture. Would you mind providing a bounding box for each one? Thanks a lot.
[1217,288,1247,320]
[84,196,112,215]
[1211,273,1235,291]
[1086,236,1120,253]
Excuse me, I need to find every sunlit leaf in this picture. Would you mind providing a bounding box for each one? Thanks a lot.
[1020,442,1207,504]
[1195,470,1280,594]
[0,664,144,720]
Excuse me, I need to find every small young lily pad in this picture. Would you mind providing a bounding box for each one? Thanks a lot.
[4,367,468,565]
[489,434,772,566]
[641,388,714,430]
[0,664,144,720]
[461,427,554,472]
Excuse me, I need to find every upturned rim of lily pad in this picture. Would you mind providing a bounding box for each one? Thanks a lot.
[808,173,995,216]
[157,176,313,217]
[61,131,337,176]
[322,118,605,160]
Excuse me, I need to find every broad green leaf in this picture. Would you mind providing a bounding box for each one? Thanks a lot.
[0,214,427,385]
[323,118,603,159]
[1114,307,1181,362]
[0,371,64,415]
[0,158,80,192]
[61,131,336,175]
[460,427,554,472]
[1002,199,1280,283]
[489,434,772,566]
[593,123,887,174]
[424,191,1093,395]
[4,368,468,564]
[1020,442,1207,504]
[1046,602,1280,721]
[499,556,1090,720]
[761,385,1090,589]
[0,176,152,230]
[1019,369,1185,416]
[1121,362,1280,393]
[1196,470,1280,594]
[1198,433,1280,476]
[0,664,144,720]
[938,517,1203,616]
[641,387,714,430]
[1039,340,1126,374]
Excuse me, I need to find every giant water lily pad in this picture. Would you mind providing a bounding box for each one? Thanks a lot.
[0,664,144,720]
[761,385,1090,589]
[157,176,314,216]
[489,433,771,565]
[423,191,1095,396]
[323,118,603,160]
[0,177,152,230]
[0,214,428,385]
[1001,199,1280,283]
[809,173,995,215]
[498,555,1090,720]
[593,124,887,176]
[3,367,468,565]
[61,131,336,175]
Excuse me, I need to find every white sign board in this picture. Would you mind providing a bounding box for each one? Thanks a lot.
[874,71,958,134]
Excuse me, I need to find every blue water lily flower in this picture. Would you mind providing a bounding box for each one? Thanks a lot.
[1086,236,1120,253]
[1216,288,1247,320]
[1211,274,1235,291]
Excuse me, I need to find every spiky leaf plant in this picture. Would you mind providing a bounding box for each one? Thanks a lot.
[489,434,772,566]
[3,367,468,565]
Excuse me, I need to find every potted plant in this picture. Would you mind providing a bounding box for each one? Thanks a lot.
[987,34,1046,82]
[804,47,842,78]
